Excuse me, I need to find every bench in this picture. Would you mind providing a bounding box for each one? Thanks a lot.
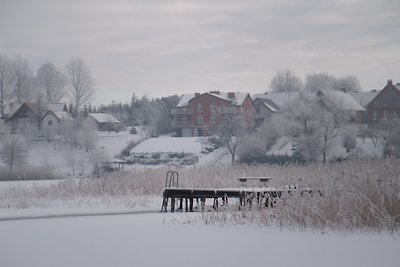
[236,177,273,187]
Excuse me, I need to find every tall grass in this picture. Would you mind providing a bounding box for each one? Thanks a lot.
[0,159,399,232]
[0,167,62,181]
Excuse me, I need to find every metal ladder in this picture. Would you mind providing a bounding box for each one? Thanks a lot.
[161,171,179,212]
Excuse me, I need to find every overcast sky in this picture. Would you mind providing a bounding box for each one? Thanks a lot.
[1,0,399,105]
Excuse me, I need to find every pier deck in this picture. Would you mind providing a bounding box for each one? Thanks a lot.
[161,186,318,212]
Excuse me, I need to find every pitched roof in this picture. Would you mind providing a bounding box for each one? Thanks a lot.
[318,90,365,111]
[88,113,121,124]
[42,110,72,121]
[350,91,380,107]
[176,94,196,107]
[177,92,250,107]
[7,102,40,121]
[255,98,280,112]
[252,92,300,110]
[46,103,68,112]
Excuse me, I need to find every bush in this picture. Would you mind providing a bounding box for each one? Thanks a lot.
[152,152,161,159]
[130,127,137,135]
[239,151,305,165]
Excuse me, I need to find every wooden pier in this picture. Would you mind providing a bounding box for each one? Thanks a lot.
[160,171,321,212]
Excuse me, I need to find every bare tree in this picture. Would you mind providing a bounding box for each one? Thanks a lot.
[304,73,335,92]
[269,69,303,93]
[77,118,97,152]
[208,114,254,165]
[0,134,28,170]
[65,57,95,111]
[0,55,12,118]
[36,62,67,103]
[10,55,34,104]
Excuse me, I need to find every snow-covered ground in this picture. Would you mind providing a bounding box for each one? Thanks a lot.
[25,127,147,176]
[0,212,399,267]
[131,136,230,166]
[16,128,385,176]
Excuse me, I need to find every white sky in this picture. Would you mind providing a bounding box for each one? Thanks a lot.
[1,0,399,105]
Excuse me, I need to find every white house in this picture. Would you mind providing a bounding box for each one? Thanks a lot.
[41,110,73,138]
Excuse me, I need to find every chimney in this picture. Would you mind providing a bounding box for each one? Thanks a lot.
[227,92,235,99]
[387,79,392,85]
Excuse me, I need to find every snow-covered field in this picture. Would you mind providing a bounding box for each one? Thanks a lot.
[2,132,398,267]
[1,212,399,267]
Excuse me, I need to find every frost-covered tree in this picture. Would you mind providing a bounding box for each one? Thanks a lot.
[269,69,303,93]
[304,73,335,92]
[65,57,95,111]
[0,55,12,118]
[0,134,28,170]
[208,114,254,165]
[77,118,97,152]
[282,94,348,163]
[342,128,357,153]
[381,121,400,158]
[36,62,67,103]
[332,75,361,92]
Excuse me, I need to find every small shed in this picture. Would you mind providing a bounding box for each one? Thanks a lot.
[87,113,123,132]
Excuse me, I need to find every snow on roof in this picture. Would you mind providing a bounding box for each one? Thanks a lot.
[319,90,365,111]
[52,111,72,121]
[88,113,121,123]
[217,92,248,106]
[256,98,280,112]
[177,92,249,107]
[176,94,195,107]
[46,103,67,112]
[253,92,300,110]
[350,91,380,107]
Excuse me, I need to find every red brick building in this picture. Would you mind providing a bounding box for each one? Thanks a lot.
[366,80,400,125]
[172,92,255,137]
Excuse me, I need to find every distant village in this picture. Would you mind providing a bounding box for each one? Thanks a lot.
[1,55,400,167]
[2,78,398,138]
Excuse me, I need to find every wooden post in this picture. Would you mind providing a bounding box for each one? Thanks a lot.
[171,198,175,212]
[185,198,188,212]
[189,198,194,212]
[213,198,218,211]
[179,198,183,211]
[201,197,205,211]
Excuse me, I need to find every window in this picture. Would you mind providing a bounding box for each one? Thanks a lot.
[48,120,53,127]
[372,110,378,120]
[383,110,387,120]
[198,103,203,113]
[210,103,216,113]
[210,115,216,124]
[198,115,203,125]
